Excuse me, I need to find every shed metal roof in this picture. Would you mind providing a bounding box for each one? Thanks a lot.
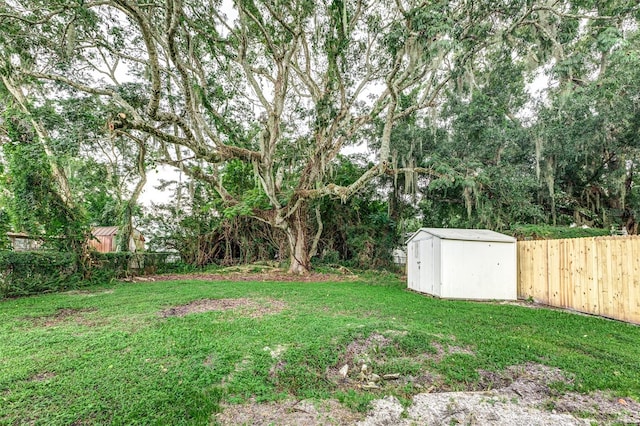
[406,228,515,244]
[91,226,120,237]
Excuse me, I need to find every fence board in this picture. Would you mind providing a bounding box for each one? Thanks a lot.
[577,239,585,311]
[585,239,598,315]
[548,240,562,306]
[517,242,533,299]
[613,238,624,320]
[518,236,640,325]
[561,239,571,309]
[632,240,640,323]
[533,240,548,303]
[600,238,615,319]
[621,238,631,322]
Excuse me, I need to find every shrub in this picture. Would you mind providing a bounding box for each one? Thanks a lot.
[508,225,611,240]
[0,251,189,298]
[0,251,82,297]
[88,252,133,282]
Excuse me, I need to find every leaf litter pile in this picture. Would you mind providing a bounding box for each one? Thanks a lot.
[133,270,355,283]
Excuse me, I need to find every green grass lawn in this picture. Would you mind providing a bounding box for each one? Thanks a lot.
[1,272,639,425]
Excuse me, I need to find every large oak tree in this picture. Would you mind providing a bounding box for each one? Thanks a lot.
[2,0,631,272]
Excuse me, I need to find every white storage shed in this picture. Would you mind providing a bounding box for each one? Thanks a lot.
[406,228,517,300]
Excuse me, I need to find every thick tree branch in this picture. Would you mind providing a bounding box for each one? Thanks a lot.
[1,75,75,206]
[112,0,162,117]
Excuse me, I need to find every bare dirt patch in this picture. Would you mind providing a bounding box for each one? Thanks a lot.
[359,393,590,426]
[326,333,475,392]
[29,308,99,327]
[214,398,362,426]
[159,298,286,318]
[28,372,56,382]
[423,341,475,363]
[215,361,639,425]
[554,391,640,424]
[203,354,216,368]
[326,333,393,386]
[358,363,640,425]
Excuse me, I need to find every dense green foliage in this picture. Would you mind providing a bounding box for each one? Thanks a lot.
[1,276,639,424]
[0,1,639,271]
[0,80,148,258]
[507,225,612,240]
[0,251,81,297]
[0,209,11,250]
[145,156,400,268]
[0,251,183,298]
[144,177,284,267]
[314,157,398,268]
[1,108,88,252]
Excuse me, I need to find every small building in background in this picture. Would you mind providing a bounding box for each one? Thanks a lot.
[392,248,407,265]
[406,228,516,300]
[89,226,145,253]
[6,232,42,251]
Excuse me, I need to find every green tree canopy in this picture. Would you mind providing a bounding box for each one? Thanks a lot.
[2,0,638,271]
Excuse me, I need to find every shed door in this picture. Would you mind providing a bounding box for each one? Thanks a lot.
[419,238,435,295]
[408,240,420,290]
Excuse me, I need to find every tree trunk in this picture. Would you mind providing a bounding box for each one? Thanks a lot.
[119,203,135,252]
[285,207,311,275]
[2,76,75,206]
[118,136,147,252]
[545,158,557,226]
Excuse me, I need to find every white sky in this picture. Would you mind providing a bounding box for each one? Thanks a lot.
[140,165,181,206]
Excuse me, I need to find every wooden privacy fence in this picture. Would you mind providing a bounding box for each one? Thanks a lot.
[518,236,640,324]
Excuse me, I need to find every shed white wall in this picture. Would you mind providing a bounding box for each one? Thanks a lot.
[432,237,442,296]
[440,239,516,300]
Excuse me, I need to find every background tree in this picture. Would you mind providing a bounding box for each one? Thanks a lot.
[532,15,640,228]
[313,155,398,268]
[2,0,607,272]
[417,54,543,229]
[144,165,284,266]
[2,0,639,274]
[0,83,149,253]
[390,2,640,233]
[0,101,87,252]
